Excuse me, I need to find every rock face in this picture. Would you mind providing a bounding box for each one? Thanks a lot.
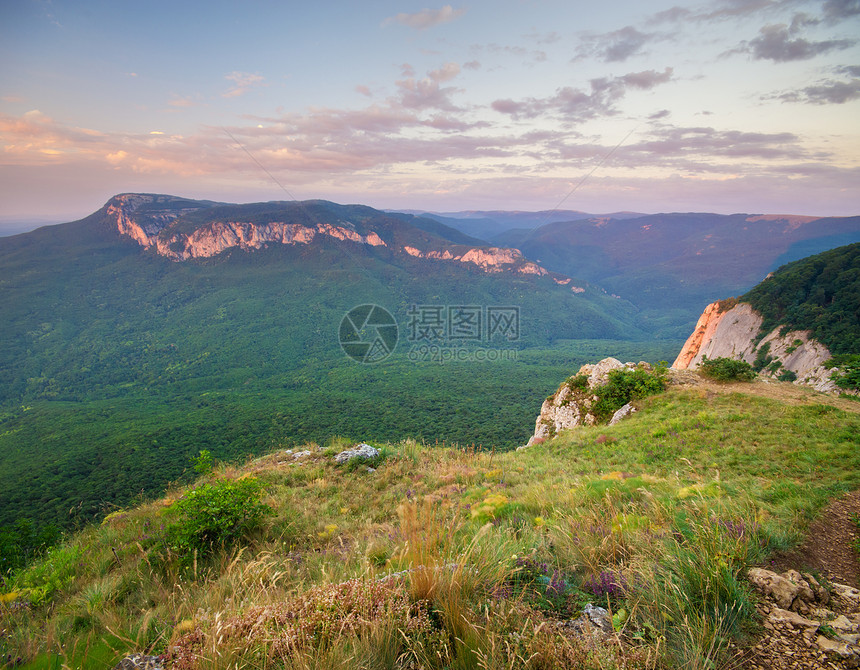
[673,300,840,392]
[107,193,566,279]
[524,358,648,447]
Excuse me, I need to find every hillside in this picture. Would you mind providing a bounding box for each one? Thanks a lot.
[487,213,860,338]
[2,374,859,669]
[0,195,678,532]
[673,243,860,392]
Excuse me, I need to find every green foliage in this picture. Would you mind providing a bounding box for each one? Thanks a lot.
[777,370,797,382]
[0,519,60,577]
[742,242,860,355]
[590,367,666,421]
[699,356,757,382]
[752,342,773,372]
[0,339,676,532]
[192,449,214,476]
[829,354,860,392]
[162,477,273,562]
[13,543,82,605]
[566,374,589,391]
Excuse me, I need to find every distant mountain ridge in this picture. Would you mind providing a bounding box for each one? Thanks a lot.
[475,211,859,337]
[106,194,584,284]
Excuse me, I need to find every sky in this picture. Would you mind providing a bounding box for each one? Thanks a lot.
[1,0,859,227]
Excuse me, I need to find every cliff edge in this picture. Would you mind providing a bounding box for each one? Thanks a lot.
[672,301,838,392]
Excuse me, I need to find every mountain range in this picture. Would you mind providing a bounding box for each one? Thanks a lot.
[403,208,860,337]
[0,194,857,531]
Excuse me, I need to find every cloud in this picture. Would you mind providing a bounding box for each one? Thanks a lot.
[492,68,674,121]
[771,73,860,103]
[394,62,462,111]
[524,30,562,45]
[462,60,481,70]
[222,71,264,98]
[382,5,465,30]
[823,0,860,21]
[355,85,372,97]
[475,43,547,66]
[575,26,659,63]
[168,95,196,108]
[736,21,856,61]
[628,126,811,161]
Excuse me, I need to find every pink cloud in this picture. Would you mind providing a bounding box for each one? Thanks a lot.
[382,5,465,30]
[222,71,265,98]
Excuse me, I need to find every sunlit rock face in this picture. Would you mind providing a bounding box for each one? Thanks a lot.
[673,301,840,393]
[108,193,565,279]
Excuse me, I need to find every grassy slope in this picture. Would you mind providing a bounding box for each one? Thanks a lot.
[2,377,858,669]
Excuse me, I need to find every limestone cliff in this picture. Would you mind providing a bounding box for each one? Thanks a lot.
[107,194,572,280]
[672,301,839,392]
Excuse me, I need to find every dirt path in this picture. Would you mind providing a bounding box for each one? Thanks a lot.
[768,490,860,589]
[730,491,860,669]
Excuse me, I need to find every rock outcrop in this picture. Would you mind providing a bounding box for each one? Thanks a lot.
[673,300,840,393]
[524,358,649,447]
[107,194,567,279]
[334,443,379,464]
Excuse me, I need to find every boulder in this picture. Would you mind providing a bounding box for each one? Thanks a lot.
[334,443,379,464]
[748,568,807,609]
[608,403,636,426]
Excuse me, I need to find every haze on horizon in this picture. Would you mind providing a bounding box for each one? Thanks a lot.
[1,0,859,226]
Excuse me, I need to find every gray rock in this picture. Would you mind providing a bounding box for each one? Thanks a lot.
[608,403,636,426]
[113,655,164,670]
[768,607,818,628]
[567,603,614,640]
[748,568,803,609]
[334,443,379,464]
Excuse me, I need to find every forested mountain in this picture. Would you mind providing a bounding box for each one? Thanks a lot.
[0,195,672,530]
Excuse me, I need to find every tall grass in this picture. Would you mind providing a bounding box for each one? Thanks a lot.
[2,385,858,668]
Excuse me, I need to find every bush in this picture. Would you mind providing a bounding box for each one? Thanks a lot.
[752,343,773,372]
[699,357,756,382]
[163,477,273,563]
[591,368,665,421]
[829,354,860,392]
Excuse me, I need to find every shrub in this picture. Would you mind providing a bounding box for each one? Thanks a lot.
[13,543,82,605]
[699,357,756,382]
[192,449,214,475]
[591,368,665,421]
[566,374,589,391]
[752,342,773,372]
[163,477,272,563]
[829,354,860,392]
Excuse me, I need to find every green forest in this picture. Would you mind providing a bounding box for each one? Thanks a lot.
[742,242,860,354]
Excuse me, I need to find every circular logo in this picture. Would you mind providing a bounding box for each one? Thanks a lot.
[339,304,398,363]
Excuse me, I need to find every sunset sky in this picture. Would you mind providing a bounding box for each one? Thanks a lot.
[1,0,859,227]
